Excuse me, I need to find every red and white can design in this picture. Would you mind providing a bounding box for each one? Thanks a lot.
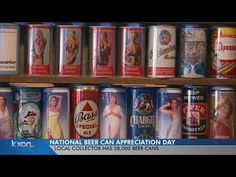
[57,25,82,76]
[27,24,52,75]
[147,25,176,78]
[71,85,99,139]
[89,26,116,77]
[119,27,145,77]
[211,27,236,78]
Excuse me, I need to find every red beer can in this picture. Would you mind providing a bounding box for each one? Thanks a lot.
[89,26,116,77]
[70,85,99,139]
[119,26,145,77]
[26,24,52,75]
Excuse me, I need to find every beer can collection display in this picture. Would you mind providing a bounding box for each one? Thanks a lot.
[89,26,116,76]
[100,88,127,138]
[42,88,70,139]
[0,87,13,138]
[14,87,42,138]
[127,87,156,139]
[57,25,82,76]
[182,86,209,139]
[148,25,176,78]
[26,24,52,75]
[70,85,100,139]
[178,25,207,78]
[119,27,145,77]
[156,88,182,139]
[0,24,20,74]
[210,86,235,139]
[211,27,236,78]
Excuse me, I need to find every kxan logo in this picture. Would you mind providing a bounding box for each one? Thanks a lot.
[11,140,34,148]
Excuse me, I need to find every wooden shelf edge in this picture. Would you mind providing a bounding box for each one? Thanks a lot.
[0,75,236,86]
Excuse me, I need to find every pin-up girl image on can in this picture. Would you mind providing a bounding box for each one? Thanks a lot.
[158,96,182,138]
[102,93,125,138]
[33,30,47,65]
[46,95,64,139]
[65,30,79,65]
[99,31,111,66]
[0,95,12,138]
[126,32,141,66]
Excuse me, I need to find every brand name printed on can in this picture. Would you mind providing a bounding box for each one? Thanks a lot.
[130,116,155,128]
[216,42,236,52]
[184,90,205,101]
[182,104,207,117]
[74,100,98,137]
[150,45,175,60]
[182,124,206,133]
[22,91,41,102]
[0,60,16,64]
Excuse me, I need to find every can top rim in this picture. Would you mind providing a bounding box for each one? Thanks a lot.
[211,86,235,91]
[0,23,19,26]
[149,25,176,28]
[101,88,126,92]
[72,85,98,89]
[27,24,52,27]
[57,25,82,28]
[89,26,116,28]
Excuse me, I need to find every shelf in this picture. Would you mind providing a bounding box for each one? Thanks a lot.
[0,75,236,86]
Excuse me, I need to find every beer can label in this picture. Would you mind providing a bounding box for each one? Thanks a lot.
[210,88,235,139]
[128,88,156,139]
[182,87,209,139]
[0,25,19,74]
[179,28,207,77]
[157,88,182,139]
[90,27,116,76]
[14,88,42,139]
[58,26,82,75]
[0,88,13,138]
[27,25,52,75]
[100,88,127,139]
[74,99,98,137]
[119,27,145,77]
[148,26,176,77]
[211,27,236,78]
[42,88,70,139]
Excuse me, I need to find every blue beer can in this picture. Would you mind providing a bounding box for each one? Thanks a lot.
[14,87,42,139]
[156,88,182,139]
[0,87,13,139]
[100,87,127,139]
[42,88,70,139]
[127,87,156,139]
[178,24,207,78]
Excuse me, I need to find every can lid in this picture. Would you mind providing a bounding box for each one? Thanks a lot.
[149,25,176,28]
[27,24,52,28]
[57,24,82,28]
[0,87,12,92]
[43,87,69,93]
[101,88,126,92]
[158,88,182,93]
[211,86,235,91]
[71,85,98,90]
[183,85,208,89]
[0,23,19,27]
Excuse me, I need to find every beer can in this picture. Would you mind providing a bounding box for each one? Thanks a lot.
[26,24,52,75]
[89,26,116,77]
[211,27,236,78]
[14,87,42,139]
[57,25,82,76]
[127,87,156,139]
[178,25,207,78]
[182,86,209,139]
[0,87,13,138]
[156,88,182,139]
[71,85,99,139]
[42,88,70,139]
[148,25,176,78]
[210,86,235,139]
[0,23,20,74]
[119,27,145,77]
[100,87,127,139]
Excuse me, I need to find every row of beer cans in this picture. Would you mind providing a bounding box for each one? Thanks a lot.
[0,85,235,139]
[1,23,236,78]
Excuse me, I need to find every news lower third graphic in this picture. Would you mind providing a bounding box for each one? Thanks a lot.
[0,139,236,155]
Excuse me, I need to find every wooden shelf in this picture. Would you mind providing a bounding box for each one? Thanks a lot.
[0,75,236,86]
